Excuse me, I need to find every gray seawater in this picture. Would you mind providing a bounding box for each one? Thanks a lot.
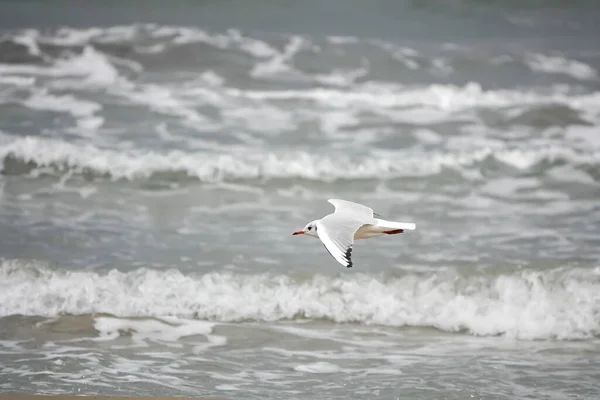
[1,1,600,399]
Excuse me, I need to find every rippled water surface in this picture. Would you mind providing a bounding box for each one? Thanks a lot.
[1,1,600,399]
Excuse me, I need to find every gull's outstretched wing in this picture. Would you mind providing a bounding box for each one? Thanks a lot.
[316,213,370,268]
[328,199,376,220]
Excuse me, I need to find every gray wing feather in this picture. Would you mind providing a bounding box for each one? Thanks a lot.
[316,213,369,268]
[328,199,375,220]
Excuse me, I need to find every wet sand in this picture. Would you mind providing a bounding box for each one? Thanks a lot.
[0,395,228,400]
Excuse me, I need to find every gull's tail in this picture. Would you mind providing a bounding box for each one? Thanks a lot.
[375,218,416,231]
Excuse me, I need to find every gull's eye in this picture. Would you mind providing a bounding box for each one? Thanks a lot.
[307,226,312,231]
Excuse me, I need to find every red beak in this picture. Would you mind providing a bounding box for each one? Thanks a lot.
[292,230,304,235]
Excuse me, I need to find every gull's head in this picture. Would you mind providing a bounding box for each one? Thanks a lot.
[293,220,319,238]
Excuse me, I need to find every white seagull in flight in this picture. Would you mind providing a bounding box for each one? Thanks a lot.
[292,199,416,268]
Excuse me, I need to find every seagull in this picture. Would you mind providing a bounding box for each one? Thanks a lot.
[292,199,416,268]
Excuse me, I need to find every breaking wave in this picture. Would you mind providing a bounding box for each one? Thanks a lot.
[1,260,599,340]
[1,135,599,182]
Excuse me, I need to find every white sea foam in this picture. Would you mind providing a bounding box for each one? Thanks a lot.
[22,90,101,118]
[93,316,225,349]
[6,25,600,87]
[14,24,280,60]
[0,46,120,88]
[0,75,35,87]
[294,362,341,373]
[11,29,43,56]
[0,135,598,182]
[228,82,600,115]
[251,35,306,78]
[525,53,597,81]
[1,260,599,340]
[4,26,600,134]
[114,83,207,122]
[2,26,600,184]
[56,46,121,86]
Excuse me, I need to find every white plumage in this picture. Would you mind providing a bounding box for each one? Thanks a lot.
[293,199,416,268]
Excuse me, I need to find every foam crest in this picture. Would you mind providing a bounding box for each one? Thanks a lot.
[54,46,121,86]
[93,316,224,348]
[22,90,101,118]
[0,76,35,87]
[230,82,600,114]
[1,260,599,340]
[0,46,120,87]
[294,362,341,373]
[525,53,597,81]
[1,136,598,182]
[11,25,280,61]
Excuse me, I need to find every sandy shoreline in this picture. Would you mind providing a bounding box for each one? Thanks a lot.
[0,395,228,400]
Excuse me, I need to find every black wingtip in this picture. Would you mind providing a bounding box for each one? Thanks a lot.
[345,246,353,268]
[322,243,354,268]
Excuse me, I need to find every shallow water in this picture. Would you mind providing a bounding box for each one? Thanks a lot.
[1,1,600,399]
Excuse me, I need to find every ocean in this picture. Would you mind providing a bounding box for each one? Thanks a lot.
[1,1,600,399]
